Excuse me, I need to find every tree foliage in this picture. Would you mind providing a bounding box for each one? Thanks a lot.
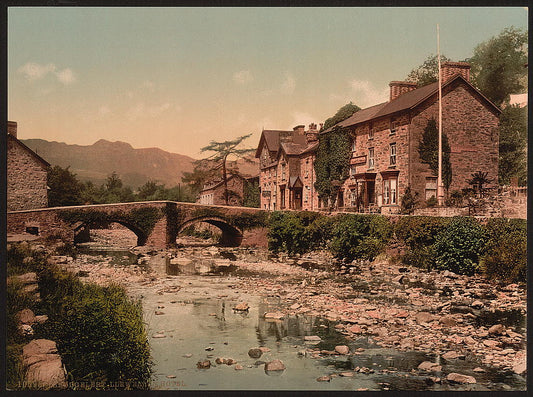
[498,105,527,185]
[468,27,528,107]
[406,54,451,86]
[313,126,352,207]
[197,134,255,205]
[242,178,260,208]
[418,118,452,190]
[47,165,84,207]
[322,102,361,131]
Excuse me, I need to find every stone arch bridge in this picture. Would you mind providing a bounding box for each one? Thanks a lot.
[7,201,269,249]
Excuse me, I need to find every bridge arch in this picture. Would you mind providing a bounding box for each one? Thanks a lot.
[72,218,148,246]
[177,216,243,247]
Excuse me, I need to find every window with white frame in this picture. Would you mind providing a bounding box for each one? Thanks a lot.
[368,147,375,169]
[351,137,356,152]
[390,143,397,166]
[281,163,286,180]
[425,177,437,200]
[390,118,399,134]
[368,124,374,139]
[383,177,398,205]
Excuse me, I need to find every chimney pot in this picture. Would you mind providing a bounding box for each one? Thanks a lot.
[293,125,305,135]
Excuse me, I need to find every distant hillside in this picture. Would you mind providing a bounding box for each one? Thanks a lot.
[22,139,259,189]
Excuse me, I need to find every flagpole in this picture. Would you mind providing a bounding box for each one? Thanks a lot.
[437,24,444,206]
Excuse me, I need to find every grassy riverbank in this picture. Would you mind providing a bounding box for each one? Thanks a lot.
[6,242,152,390]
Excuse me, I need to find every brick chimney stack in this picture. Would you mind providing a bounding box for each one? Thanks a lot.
[441,61,471,83]
[7,121,17,138]
[305,123,319,143]
[389,81,418,101]
[293,125,305,135]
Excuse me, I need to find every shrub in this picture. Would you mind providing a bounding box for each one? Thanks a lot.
[480,218,527,283]
[329,214,392,262]
[38,266,152,387]
[306,214,335,250]
[267,212,309,255]
[395,216,450,250]
[426,196,438,207]
[433,217,486,275]
[7,242,49,276]
[400,186,419,214]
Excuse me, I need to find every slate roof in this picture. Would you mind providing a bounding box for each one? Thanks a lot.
[323,75,500,133]
[256,129,315,158]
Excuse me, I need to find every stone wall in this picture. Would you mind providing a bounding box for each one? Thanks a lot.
[409,80,500,203]
[8,138,48,211]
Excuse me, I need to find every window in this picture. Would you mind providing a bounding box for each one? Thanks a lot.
[383,178,398,205]
[425,177,437,200]
[351,137,357,152]
[390,143,397,166]
[281,163,286,180]
[390,119,399,134]
[368,124,374,139]
[350,164,357,178]
[368,148,375,169]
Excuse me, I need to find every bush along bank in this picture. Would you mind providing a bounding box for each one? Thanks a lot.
[395,216,526,283]
[6,242,152,390]
[267,212,526,284]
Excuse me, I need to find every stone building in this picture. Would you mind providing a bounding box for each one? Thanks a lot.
[323,62,500,214]
[256,124,320,210]
[7,121,50,211]
[197,174,246,206]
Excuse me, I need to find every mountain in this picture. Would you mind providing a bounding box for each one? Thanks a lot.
[22,138,259,189]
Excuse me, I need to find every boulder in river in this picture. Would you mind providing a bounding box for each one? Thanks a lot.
[446,372,476,384]
[418,361,442,372]
[233,302,249,311]
[488,324,505,335]
[264,359,286,372]
[334,345,350,355]
[197,360,211,369]
[248,348,263,358]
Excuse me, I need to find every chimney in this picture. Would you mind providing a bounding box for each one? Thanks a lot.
[305,123,319,143]
[7,121,17,138]
[293,125,305,135]
[389,81,418,101]
[441,61,470,83]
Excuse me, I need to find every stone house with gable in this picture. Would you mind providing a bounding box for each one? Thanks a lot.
[197,173,246,206]
[256,124,320,210]
[7,121,50,211]
[323,62,500,214]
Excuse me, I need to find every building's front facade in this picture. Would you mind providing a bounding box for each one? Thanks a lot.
[7,121,50,211]
[197,174,246,206]
[256,124,319,211]
[325,62,500,214]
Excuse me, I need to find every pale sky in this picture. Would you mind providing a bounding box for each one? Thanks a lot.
[8,7,527,158]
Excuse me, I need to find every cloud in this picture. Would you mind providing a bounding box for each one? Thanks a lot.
[347,80,388,108]
[233,70,254,85]
[17,62,77,85]
[280,71,295,95]
[126,102,173,121]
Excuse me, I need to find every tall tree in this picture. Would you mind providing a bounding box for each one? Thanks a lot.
[498,105,527,185]
[181,159,222,197]
[406,54,452,86]
[322,102,361,131]
[198,134,255,205]
[47,165,84,207]
[418,118,452,191]
[468,27,528,107]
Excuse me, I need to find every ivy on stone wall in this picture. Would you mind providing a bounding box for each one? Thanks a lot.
[313,126,352,206]
[191,207,268,231]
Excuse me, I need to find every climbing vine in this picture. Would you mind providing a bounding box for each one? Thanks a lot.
[313,126,352,206]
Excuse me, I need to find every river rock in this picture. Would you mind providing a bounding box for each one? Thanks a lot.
[442,351,464,360]
[473,367,486,373]
[248,348,263,358]
[339,372,354,377]
[19,324,34,336]
[290,303,301,310]
[418,361,442,372]
[233,302,249,311]
[155,311,165,315]
[439,316,457,327]
[152,333,166,338]
[446,373,476,384]
[235,364,244,370]
[34,315,49,324]
[18,308,37,325]
[304,335,322,341]
[512,352,526,375]
[225,358,236,365]
[488,324,505,335]
[264,312,284,319]
[316,375,331,382]
[15,272,38,284]
[334,345,350,355]
[348,324,363,334]
[264,359,285,372]
[215,357,224,364]
[259,347,271,353]
[471,300,484,309]
[415,312,435,324]
[197,360,211,369]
